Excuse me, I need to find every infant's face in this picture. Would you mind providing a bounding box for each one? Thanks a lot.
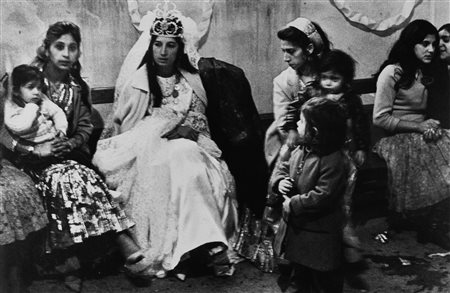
[19,81,42,103]
[320,70,344,95]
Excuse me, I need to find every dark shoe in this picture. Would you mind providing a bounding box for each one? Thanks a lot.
[345,274,370,292]
[64,274,83,293]
[276,263,293,292]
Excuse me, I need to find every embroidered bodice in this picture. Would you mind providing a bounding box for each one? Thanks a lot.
[45,76,79,118]
[151,74,211,137]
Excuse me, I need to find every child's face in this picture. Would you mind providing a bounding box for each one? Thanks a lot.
[320,70,345,94]
[296,112,306,140]
[19,81,42,103]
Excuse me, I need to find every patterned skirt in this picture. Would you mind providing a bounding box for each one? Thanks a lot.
[0,159,48,246]
[374,131,450,212]
[37,160,134,250]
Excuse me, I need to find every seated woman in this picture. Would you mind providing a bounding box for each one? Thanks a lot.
[94,4,266,279]
[0,73,48,293]
[426,23,450,128]
[373,19,450,249]
[264,17,331,169]
[1,21,144,290]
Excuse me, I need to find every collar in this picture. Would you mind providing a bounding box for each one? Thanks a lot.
[130,65,207,105]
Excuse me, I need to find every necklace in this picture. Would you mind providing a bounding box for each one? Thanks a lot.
[45,78,74,114]
[158,74,180,98]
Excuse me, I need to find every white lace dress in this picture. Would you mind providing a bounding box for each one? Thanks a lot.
[93,74,238,276]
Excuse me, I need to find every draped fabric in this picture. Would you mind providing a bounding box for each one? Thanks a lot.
[0,159,48,245]
[375,131,450,212]
[93,74,238,276]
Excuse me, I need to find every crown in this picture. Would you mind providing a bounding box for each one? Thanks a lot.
[150,0,184,37]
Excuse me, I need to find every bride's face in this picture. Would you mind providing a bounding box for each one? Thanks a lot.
[152,36,179,70]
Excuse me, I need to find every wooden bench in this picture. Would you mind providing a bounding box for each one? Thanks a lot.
[90,78,388,219]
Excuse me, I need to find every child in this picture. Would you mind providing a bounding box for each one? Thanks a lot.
[0,72,49,293]
[4,64,68,157]
[318,49,370,167]
[271,97,349,292]
[318,49,371,290]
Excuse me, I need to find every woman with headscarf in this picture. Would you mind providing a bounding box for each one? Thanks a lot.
[264,17,331,169]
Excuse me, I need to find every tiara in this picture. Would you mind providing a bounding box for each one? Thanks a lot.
[150,0,184,37]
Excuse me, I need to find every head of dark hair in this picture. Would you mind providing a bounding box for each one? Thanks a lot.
[43,21,81,49]
[375,19,439,89]
[277,26,311,51]
[320,49,355,86]
[41,21,83,80]
[300,97,346,155]
[32,21,89,104]
[439,23,450,33]
[11,65,45,94]
[141,35,197,107]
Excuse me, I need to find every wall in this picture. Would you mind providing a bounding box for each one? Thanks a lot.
[1,0,450,113]
[204,0,450,111]
[0,0,138,87]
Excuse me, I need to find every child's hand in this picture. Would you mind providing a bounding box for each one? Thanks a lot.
[354,150,367,167]
[33,142,53,157]
[286,130,300,149]
[282,195,291,221]
[278,177,294,195]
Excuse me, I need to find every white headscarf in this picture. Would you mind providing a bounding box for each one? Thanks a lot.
[286,17,325,56]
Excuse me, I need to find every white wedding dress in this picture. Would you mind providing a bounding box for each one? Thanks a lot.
[93,75,238,276]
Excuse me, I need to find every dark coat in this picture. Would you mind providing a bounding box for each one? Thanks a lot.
[427,61,450,129]
[199,57,269,216]
[271,146,348,271]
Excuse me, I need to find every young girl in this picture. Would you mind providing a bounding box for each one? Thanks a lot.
[271,97,348,292]
[318,49,371,290]
[318,49,370,167]
[4,64,68,155]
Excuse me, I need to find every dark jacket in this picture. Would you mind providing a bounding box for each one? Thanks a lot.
[199,57,269,216]
[271,146,348,271]
[427,61,450,129]
[337,91,371,153]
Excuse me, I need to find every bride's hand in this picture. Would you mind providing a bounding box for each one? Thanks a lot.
[161,125,199,141]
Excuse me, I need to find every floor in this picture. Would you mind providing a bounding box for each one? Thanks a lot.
[29,216,450,293]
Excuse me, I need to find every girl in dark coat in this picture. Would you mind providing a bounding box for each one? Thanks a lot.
[271,97,349,292]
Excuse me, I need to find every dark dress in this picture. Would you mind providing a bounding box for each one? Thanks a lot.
[12,75,134,250]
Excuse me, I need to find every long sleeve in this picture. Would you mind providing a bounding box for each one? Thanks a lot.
[373,65,401,131]
[68,96,93,149]
[289,152,346,216]
[41,97,68,134]
[0,124,15,151]
[4,100,39,134]
[273,76,296,132]
[113,66,151,135]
